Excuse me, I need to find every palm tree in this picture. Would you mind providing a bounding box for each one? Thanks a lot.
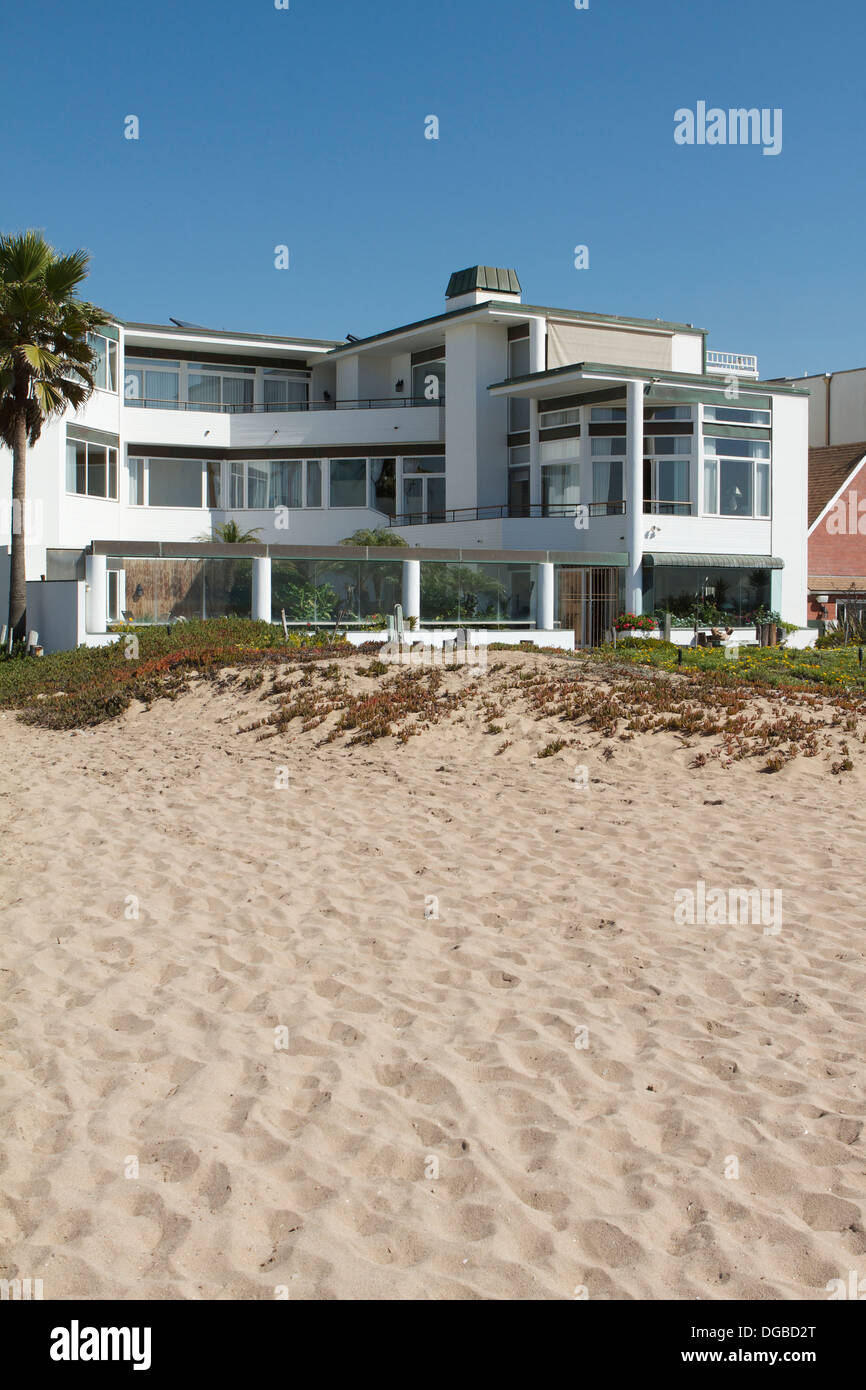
[197,520,262,543]
[0,231,109,640]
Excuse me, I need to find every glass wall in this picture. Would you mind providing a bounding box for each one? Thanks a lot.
[111,558,252,624]
[420,562,533,624]
[644,564,772,625]
[271,558,403,624]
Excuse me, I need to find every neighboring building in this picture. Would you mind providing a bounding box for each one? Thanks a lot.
[1,265,809,649]
[806,441,866,624]
[772,366,866,449]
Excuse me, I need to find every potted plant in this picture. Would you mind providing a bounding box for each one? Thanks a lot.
[613,613,659,638]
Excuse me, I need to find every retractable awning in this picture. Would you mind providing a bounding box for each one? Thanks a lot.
[644,552,783,569]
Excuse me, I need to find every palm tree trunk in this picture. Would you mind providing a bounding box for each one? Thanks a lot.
[8,407,27,642]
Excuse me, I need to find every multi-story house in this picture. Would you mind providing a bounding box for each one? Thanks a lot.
[1,265,809,651]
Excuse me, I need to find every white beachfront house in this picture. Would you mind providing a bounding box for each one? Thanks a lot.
[1,265,808,651]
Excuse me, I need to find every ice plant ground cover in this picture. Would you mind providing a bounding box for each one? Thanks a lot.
[1,622,864,775]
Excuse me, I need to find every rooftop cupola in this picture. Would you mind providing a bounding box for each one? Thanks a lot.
[445,265,522,311]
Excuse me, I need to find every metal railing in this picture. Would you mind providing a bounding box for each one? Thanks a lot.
[644,500,693,515]
[123,395,444,414]
[387,501,626,526]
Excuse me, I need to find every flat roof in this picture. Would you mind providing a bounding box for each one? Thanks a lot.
[122,321,341,351]
[90,540,629,565]
[322,300,706,359]
[488,361,809,397]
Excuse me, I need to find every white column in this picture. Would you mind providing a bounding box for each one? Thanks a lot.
[626,379,646,614]
[252,556,271,622]
[528,317,547,374]
[527,318,546,513]
[536,562,555,630]
[402,559,421,621]
[85,552,107,633]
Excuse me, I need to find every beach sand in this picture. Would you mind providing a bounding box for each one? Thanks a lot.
[1,650,864,1300]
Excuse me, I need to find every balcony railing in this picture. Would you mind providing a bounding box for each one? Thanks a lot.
[123,395,444,415]
[644,500,693,515]
[387,501,626,526]
[705,350,759,378]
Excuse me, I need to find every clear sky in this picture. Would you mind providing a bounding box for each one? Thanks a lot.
[3,0,863,378]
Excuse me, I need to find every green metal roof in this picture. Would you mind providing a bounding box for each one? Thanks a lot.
[645,552,784,569]
[446,266,522,299]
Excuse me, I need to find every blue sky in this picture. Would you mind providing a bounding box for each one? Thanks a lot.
[3,0,863,377]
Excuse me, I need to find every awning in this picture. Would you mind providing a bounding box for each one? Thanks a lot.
[644,552,784,569]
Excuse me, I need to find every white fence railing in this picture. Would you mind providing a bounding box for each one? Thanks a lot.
[706,350,759,378]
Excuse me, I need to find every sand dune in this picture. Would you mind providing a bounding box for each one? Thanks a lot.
[1,651,864,1300]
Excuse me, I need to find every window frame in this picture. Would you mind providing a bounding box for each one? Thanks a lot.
[65,438,119,501]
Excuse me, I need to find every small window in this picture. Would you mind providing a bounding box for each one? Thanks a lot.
[590,407,626,422]
[704,405,771,427]
[644,435,692,455]
[540,408,580,429]
[509,445,531,467]
[645,405,691,421]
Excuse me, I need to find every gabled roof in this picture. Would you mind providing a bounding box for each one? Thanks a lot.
[808,441,866,528]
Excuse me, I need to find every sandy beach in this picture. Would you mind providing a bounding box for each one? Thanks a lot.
[1,650,864,1300]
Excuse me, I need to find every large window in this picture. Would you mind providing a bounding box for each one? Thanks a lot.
[591,435,625,506]
[508,337,530,432]
[88,332,118,392]
[645,564,772,625]
[644,434,692,514]
[148,458,205,508]
[644,457,690,514]
[123,358,310,411]
[412,360,445,403]
[420,562,533,623]
[703,437,771,517]
[270,460,303,509]
[591,407,626,422]
[188,363,255,413]
[542,464,580,514]
[330,459,367,507]
[370,458,397,516]
[402,456,446,523]
[263,369,309,412]
[66,439,118,499]
[125,359,180,409]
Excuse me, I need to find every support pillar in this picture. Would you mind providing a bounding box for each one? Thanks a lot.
[402,559,421,622]
[537,562,555,630]
[85,552,107,633]
[252,555,272,623]
[626,379,646,614]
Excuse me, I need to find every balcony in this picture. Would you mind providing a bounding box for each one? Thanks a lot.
[705,351,759,379]
[123,395,443,414]
[389,501,626,526]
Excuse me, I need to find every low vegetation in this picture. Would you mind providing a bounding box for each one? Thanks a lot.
[2,624,864,774]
